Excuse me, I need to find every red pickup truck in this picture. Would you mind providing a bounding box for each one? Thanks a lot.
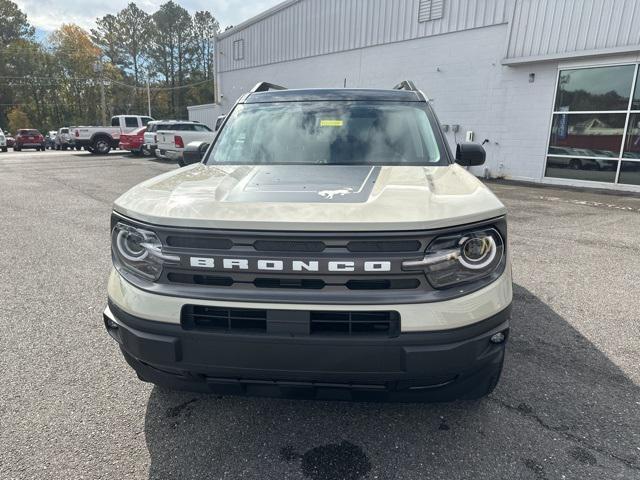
[14,129,45,151]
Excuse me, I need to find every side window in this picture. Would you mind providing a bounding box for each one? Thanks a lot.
[233,39,245,61]
[125,117,139,128]
[111,117,119,127]
[194,124,212,132]
[141,117,153,126]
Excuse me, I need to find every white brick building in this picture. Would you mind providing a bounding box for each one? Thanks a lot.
[189,0,640,191]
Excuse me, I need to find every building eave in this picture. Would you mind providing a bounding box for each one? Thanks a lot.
[217,0,302,40]
[502,44,640,66]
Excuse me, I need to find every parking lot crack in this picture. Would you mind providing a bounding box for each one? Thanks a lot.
[490,397,640,471]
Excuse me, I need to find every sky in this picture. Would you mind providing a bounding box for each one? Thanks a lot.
[15,0,283,40]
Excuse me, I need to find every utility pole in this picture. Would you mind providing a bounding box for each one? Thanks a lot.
[147,80,151,117]
[94,61,107,125]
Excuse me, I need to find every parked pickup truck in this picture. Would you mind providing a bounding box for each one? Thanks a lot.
[104,81,512,402]
[156,121,215,165]
[143,120,179,156]
[74,115,154,154]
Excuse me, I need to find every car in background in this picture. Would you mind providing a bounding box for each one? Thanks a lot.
[5,133,15,148]
[156,121,215,165]
[55,127,76,150]
[45,131,58,149]
[0,131,7,152]
[13,129,45,151]
[119,126,146,155]
[73,115,153,155]
[143,120,177,156]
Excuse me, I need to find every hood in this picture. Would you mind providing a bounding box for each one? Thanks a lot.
[113,163,506,231]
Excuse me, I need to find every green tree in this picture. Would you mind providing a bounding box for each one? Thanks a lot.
[117,3,151,110]
[0,0,34,44]
[192,11,219,80]
[7,107,30,131]
[91,14,123,66]
[149,1,195,117]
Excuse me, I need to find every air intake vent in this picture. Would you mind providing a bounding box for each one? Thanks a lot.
[181,306,400,337]
[310,311,400,337]
[182,305,267,332]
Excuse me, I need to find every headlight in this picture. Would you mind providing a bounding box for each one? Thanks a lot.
[111,222,179,281]
[402,228,504,289]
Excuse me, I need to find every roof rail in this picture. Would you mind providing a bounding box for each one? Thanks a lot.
[393,80,418,92]
[393,80,428,101]
[250,82,287,93]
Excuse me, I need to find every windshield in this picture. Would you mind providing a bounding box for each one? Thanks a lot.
[206,101,445,166]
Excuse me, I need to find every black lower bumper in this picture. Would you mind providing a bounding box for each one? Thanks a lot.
[105,301,510,401]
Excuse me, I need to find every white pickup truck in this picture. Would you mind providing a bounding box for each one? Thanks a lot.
[156,121,215,165]
[74,115,154,154]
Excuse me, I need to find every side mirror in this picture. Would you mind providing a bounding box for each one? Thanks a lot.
[182,141,210,166]
[455,142,486,167]
[215,114,227,131]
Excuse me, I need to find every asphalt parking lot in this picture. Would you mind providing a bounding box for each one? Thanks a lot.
[0,150,639,480]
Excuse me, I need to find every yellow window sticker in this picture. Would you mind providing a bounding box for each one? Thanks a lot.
[320,119,344,127]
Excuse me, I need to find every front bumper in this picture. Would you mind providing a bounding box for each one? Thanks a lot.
[104,300,510,401]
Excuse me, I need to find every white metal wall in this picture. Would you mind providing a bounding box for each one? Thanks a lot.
[187,104,219,129]
[217,0,511,72]
[505,0,640,62]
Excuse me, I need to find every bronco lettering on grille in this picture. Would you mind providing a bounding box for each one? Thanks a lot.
[189,257,392,273]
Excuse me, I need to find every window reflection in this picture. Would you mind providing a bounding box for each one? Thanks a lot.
[549,113,625,158]
[618,161,640,185]
[554,65,635,112]
[623,114,640,159]
[545,157,618,183]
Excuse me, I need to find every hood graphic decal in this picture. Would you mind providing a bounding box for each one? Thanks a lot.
[224,165,380,203]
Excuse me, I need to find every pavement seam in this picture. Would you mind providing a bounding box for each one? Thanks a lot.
[490,397,640,472]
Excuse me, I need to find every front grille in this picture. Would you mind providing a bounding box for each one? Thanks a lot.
[181,305,400,337]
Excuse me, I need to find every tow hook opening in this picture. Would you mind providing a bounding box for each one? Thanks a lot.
[103,310,122,343]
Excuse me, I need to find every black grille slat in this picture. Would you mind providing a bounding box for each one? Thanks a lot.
[182,306,399,337]
[166,272,420,291]
[254,240,325,252]
[347,240,421,252]
[346,279,421,290]
[167,273,234,286]
[254,278,326,289]
[165,236,233,250]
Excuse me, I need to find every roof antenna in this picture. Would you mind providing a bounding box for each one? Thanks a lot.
[344,78,347,88]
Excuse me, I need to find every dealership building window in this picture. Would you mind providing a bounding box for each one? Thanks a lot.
[545,64,640,186]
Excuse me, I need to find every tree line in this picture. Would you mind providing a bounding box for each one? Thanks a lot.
[0,0,221,133]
